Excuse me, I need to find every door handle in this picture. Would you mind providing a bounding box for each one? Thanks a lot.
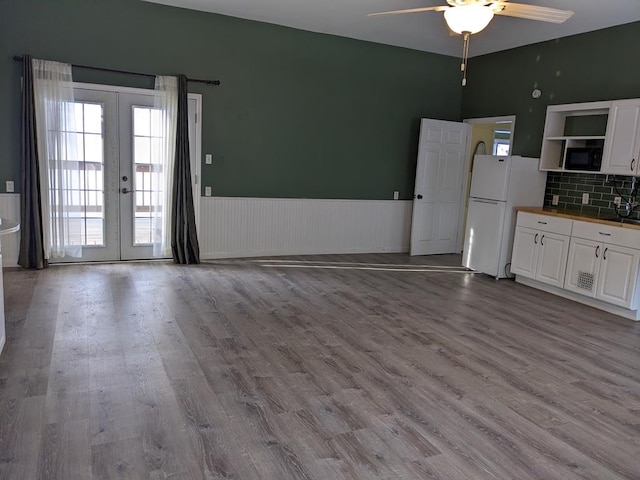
[595,245,600,258]
[416,194,423,199]
[121,187,135,194]
[631,159,636,171]
[603,247,608,260]
[540,234,545,246]
[534,233,538,244]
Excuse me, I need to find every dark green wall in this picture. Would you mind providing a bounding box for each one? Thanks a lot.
[0,0,463,199]
[461,21,640,157]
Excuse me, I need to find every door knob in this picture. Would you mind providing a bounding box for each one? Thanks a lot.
[416,194,423,199]
[121,187,135,194]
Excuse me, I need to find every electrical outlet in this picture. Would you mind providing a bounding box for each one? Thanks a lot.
[552,194,559,206]
[393,191,399,200]
[5,181,14,193]
[614,196,622,206]
[205,186,212,197]
[205,154,212,165]
[582,193,589,205]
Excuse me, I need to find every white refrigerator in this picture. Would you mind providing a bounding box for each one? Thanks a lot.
[463,155,547,278]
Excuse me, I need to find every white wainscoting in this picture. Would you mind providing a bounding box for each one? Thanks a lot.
[0,194,21,267]
[199,197,413,259]
[0,195,413,264]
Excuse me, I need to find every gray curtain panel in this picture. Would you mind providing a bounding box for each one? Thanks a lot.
[171,74,200,264]
[17,54,48,270]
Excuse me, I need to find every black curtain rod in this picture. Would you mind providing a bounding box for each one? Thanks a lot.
[12,55,220,86]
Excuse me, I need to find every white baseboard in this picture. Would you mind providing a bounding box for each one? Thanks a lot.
[199,197,413,259]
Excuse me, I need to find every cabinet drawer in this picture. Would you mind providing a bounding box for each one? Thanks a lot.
[516,212,573,236]
[572,220,640,249]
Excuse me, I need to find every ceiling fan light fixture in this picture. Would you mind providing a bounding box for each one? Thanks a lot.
[444,4,494,34]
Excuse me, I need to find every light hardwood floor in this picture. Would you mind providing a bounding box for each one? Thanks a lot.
[0,253,639,479]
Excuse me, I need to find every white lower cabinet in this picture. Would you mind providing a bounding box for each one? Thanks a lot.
[513,212,640,319]
[567,237,640,309]
[599,245,640,308]
[535,232,570,287]
[511,213,570,288]
[565,238,601,298]
[511,227,538,278]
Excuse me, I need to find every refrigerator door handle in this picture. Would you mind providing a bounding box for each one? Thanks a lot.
[471,198,499,205]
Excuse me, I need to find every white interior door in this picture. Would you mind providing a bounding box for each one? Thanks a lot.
[410,118,470,256]
[49,85,200,263]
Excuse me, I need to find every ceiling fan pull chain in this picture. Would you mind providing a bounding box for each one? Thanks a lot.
[461,31,470,86]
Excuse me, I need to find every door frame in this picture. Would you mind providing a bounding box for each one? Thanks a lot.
[459,115,516,252]
[69,82,202,259]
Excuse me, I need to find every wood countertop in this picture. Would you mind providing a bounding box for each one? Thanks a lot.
[515,207,640,231]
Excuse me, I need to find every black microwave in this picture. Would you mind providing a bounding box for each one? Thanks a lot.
[565,147,603,171]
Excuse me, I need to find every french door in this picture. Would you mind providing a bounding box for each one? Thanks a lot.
[49,85,200,263]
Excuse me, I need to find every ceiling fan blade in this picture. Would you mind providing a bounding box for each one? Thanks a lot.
[493,2,574,24]
[368,6,448,17]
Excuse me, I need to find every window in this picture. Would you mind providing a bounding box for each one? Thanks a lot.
[132,106,164,245]
[51,101,105,246]
[492,129,511,156]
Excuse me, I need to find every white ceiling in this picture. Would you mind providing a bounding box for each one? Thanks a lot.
[143,0,640,57]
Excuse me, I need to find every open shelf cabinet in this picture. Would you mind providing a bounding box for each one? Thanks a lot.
[539,101,611,171]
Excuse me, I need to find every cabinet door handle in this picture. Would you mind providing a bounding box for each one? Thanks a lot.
[540,235,545,246]
[632,159,636,171]
[534,233,538,244]
[603,247,608,260]
[598,232,612,236]
[537,221,547,225]
[595,245,600,258]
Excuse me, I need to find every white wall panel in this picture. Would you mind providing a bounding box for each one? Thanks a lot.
[0,194,21,267]
[199,197,413,259]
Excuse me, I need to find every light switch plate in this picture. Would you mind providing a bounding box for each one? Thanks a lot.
[582,193,589,205]
[393,191,399,200]
[552,195,559,206]
[205,154,212,165]
[205,186,212,197]
[6,181,14,193]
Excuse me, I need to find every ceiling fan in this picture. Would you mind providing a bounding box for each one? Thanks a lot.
[369,0,574,86]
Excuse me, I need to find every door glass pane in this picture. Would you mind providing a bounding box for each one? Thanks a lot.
[62,101,105,246]
[132,106,163,245]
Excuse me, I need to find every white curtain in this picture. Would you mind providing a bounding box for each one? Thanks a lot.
[152,76,178,257]
[32,59,81,259]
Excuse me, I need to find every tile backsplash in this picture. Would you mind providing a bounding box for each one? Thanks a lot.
[544,172,640,220]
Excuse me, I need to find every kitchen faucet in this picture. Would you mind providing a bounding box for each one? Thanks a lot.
[613,175,639,218]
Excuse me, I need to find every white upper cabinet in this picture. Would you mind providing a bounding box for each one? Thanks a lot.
[601,99,640,175]
[538,98,640,175]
